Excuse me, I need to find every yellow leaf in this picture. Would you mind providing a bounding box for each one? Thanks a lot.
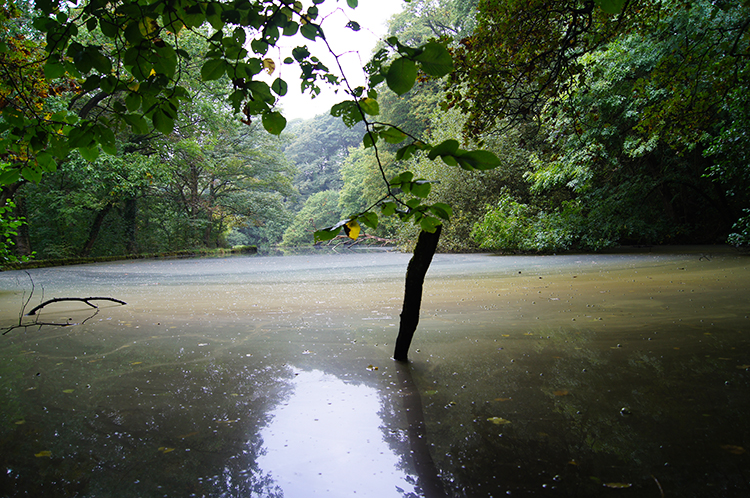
[158,447,175,453]
[263,58,276,75]
[553,390,570,396]
[736,365,750,370]
[62,389,75,393]
[720,444,746,455]
[487,416,511,425]
[494,397,511,402]
[344,220,361,240]
[366,364,378,371]
[35,451,52,458]
[15,420,25,425]
[603,483,632,489]
[131,361,143,365]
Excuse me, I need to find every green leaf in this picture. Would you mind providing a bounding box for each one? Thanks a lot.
[201,59,226,81]
[21,166,43,183]
[330,100,363,127]
[314,226,342,242]
[420,216,442,233]
[78,145,100,162]
[346,21,360,31]
[123,113,149,134]
[429,202,453,220]
[125,92,141,112]
[359,97,379,116]
[360,212,379,229]
[411,180,431,199]
[427,139,459,160]
[44,59,66,80]
[152,109,175,135]
[271,78,288,96]
[251,38,268,54]
[363,132,376,148]
[380,201,397,216]
[0,169,20,186]
[457,150,501,171]
[347,0,358,7]
[380,127,407,144]
[594,0,627,14]
[262,111,287,135]
[414,42,454,77]
[386,57,417,95]
[300,23,320,41]
[396,144,417,160]
[390,171,413,186]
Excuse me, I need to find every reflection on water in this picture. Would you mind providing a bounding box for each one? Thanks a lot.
[0,247,749,496]
[258,369,418,497]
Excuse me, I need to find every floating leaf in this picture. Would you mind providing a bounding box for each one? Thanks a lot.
[494,397,511,402]
[487,416,511,425]
[35,451,52,458]
[179,432,199,439]
[158,447,175,454]
[366,364,379,371]
[15,420,25,425]
[131,361,143,365]
[720,444,746,455]
[736,365,750,370]
[62,389,75,393]
[424,390,438,395]
[553,390,570,396]
[603,482,632,489]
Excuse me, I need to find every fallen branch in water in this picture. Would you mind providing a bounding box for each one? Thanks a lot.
[26,297,127,315]
[1,272,126,335]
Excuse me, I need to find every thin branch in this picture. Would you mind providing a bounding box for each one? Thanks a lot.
[26,297,127,316]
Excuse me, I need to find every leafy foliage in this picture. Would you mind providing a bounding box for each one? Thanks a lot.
[281,190,341,246]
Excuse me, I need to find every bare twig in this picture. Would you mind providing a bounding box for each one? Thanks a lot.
[26,297,127,316]
[2,273,126,335]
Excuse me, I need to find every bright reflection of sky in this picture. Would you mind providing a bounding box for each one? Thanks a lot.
[265,0,405,121]
[257,369,417,497]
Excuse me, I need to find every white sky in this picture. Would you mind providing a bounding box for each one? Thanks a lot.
[265,0,405,121]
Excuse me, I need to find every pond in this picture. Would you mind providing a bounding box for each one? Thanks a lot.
[0,247,748,497]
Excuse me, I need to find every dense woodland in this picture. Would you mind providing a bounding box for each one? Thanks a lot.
[1,0,749,263]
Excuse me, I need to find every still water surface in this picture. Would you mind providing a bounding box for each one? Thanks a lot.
[0,248,748,497]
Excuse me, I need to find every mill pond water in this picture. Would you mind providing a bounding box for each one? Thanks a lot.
[0,247,748,497]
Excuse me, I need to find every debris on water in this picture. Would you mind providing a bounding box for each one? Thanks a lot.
[487,416,511,425]
[603,482,632,489]
[620,407,632,416]
[720,445,746,455]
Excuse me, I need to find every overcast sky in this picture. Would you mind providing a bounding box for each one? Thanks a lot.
[265,0,405,121]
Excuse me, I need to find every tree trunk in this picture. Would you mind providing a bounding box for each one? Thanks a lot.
[81,205,112,257]
[394,225,442,362]
[123,197,138,254]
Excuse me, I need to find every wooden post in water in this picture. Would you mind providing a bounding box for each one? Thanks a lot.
[394,225,441,362]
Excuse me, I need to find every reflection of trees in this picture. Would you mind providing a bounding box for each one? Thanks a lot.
[0,350,293,497]
[404,324,750,496]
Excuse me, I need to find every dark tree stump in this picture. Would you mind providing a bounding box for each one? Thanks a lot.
[394,225,441,362]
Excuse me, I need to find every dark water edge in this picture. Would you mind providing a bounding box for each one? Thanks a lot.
[0,247,748,497]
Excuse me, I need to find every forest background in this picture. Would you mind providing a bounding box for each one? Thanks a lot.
[1,0,749,264]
